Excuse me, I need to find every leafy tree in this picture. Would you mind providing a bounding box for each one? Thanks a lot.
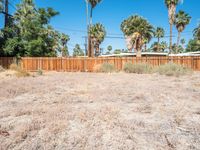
[186,39,200,52]
[73,44,84,57]
[89,23,106,56]
[180,38,185,51]
[193,24,200,40]
[1,0,68,57]
[165,0,180,52]
[114,49,122,54]
[154,27,165,51]
[174,10,191,53]
[172,43,183,53]
[60,33,70,57]
[121,15,154,56]
[107,45,112,54]
[151,41,167,52]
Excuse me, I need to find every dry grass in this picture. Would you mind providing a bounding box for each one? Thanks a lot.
[0,72,200,149]
[95,63,116,73]
[123,62,153,74]
[0,65,5,72]
[9,63,30,77]
[156,63,192,77]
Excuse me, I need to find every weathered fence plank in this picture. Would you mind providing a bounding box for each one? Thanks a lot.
[0,57,15,69]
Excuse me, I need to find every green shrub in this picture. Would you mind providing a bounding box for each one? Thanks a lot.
[156,63,192,77]
[99,63,116,73]
[123,62,153,74]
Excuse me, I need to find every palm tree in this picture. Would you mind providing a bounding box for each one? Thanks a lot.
[154,27,165,51]
[174,10,191,53]
[85,0,89,56]
[165,0,180,53]
[121,15,154,57]
[193,24,200,40]
[89,23,106,56]
[87,0,102,57]
[88,0,102,24]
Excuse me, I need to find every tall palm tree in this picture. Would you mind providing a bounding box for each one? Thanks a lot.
[85,0,89,56]
[154,27,165,51]
[87,0,102,57]
[88,0,101,24]
[174,10,191,53]
[121,15,154,57]
[89,23,106,56]
[165,0,180,53]
[193,24,200,40]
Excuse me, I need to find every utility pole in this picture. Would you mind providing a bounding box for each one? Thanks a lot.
[4,0,9,28]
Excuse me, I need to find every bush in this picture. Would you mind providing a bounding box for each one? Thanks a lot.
[0,65,5,72]
[37,69,43,75]
[9,63,30,77]
[98,63,116,73]
[123,62,153,74]
[156,63,192,77]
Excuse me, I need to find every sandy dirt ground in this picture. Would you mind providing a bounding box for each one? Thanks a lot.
[0,71,200,150]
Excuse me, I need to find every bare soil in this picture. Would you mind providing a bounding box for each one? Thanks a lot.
[0,71,200,150]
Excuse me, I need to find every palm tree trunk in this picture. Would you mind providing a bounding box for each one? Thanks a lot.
[136,38,142,57]
[158,37,160,52]
[85,0,89,56]
[88,7,93,57]
[169,23,173,53]
[90,7,93,25]
[176,31,181,54]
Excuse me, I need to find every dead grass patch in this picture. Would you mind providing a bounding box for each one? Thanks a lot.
[94,63,116,73]
[156,63,192,77]
[0,65,5,72]
[123,62,154,74]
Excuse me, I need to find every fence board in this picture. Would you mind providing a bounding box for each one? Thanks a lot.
[0,57,15,69]
[18,56,200,72]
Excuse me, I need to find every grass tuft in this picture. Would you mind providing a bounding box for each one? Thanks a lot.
[37,69,43,76]
[9,63,19,71]
[9,63,30,77]
[0,65,5,72]
[123,62,153,74]
[96,63,116,73]
[156,63,192,77]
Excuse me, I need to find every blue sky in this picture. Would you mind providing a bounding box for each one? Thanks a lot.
[1,0,200,54]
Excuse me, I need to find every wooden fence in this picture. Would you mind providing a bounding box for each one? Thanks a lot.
[0,57,15,69]
[20,57,200,72]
